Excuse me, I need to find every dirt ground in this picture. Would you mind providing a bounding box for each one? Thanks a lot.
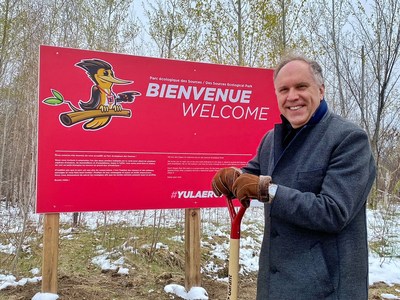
[0,271,399,300]
[0,271,257,300]
[0,220,399,300]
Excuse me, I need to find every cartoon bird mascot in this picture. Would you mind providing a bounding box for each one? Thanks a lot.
[75,59,139,130]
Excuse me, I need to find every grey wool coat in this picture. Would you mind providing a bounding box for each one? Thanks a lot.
[243,102,376,300]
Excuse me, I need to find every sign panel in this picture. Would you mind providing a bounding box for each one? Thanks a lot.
[37,45,280,213]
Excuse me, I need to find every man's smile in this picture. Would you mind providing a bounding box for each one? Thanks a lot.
[288,105,303,111]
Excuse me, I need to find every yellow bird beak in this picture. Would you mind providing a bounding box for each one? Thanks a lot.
[98,74,132,85]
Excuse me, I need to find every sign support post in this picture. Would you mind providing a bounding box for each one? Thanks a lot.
[41,213,60,293]
[185,208,201,290]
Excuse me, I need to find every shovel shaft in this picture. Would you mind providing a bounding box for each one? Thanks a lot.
[227,238,240,300]
[226,197,247,300]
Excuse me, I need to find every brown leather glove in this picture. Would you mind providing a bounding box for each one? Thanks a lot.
[232,173,272,207]
[211,167,242,197]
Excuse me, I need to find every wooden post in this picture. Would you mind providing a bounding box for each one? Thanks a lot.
[185,208,201,290]
[42,213,60,293]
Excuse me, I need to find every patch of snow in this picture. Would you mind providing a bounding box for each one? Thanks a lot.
[381,293,400,299]
[0,274,41,290]
[61,234,74,240]
[141,242,169,250]
[30,268,40,275]
[117,267,129,275]
[170,235,184,243]
[0,243,16,254]
[31,292,59,300]
[91,251,128,274]
[369,253,400,285]
[164,284,208,299]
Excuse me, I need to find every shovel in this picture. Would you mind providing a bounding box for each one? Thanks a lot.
[226,196,247,300]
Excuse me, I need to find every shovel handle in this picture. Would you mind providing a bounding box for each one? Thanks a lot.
[227,197,247,239]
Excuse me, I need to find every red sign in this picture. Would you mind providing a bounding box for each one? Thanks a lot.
[36,45,280,213]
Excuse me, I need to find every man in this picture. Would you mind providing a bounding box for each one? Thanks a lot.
[212,55,376,299]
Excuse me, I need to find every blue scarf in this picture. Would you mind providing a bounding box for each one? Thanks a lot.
[281,99,328,148]
[307,99,328,125]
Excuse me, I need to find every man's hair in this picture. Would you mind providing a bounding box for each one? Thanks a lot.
[273,54,324,85]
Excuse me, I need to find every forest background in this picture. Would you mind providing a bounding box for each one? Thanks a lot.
[0,0,399,292]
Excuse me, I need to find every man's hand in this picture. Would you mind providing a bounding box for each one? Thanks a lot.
[211,167,242,198]
[232,174,272,207]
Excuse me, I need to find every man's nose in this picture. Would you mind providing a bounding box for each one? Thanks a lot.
[287,88,299,101]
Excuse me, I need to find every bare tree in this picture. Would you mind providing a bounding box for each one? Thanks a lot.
[195,0,280,66]
[143,0,203,60]
[270,0,308,64]
[306,0,400,207]
[349,0,400,209]
[81,0,140,53]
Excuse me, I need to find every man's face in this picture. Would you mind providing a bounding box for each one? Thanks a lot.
[274,60,325,128]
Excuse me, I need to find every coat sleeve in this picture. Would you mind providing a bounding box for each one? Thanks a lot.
[270,129,376,233]
[241,131,272,176]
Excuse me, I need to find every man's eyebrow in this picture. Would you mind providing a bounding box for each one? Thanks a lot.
[276,85,288,91]
[296,81,310,86]
[276,81,309,89]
